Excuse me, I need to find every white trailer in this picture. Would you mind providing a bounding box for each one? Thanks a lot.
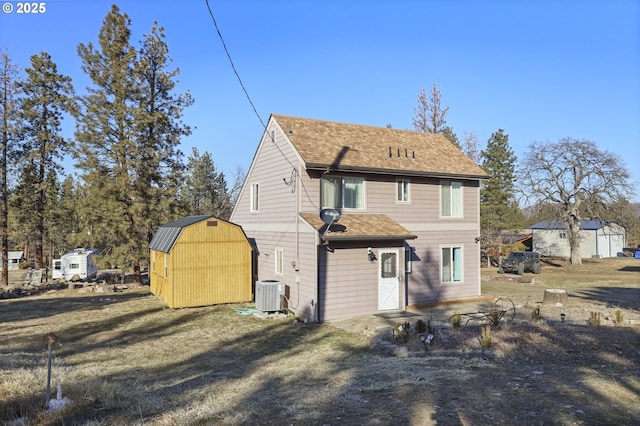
[52,248,99,281]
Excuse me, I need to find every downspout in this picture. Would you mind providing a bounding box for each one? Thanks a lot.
[296,166,300,268]
[314,231,320,323]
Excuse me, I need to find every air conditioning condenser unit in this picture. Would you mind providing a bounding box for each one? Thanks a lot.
[255,280,285,312]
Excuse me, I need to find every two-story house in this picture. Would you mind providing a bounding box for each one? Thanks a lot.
[230,114,488,322]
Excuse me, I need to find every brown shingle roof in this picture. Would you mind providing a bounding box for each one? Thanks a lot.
[300,213,417,241]
[273,114,488,179]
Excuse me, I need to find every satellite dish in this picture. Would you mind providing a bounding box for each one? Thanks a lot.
[320,208,340,225]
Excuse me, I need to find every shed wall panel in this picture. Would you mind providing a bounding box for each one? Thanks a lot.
[149,220,252,309]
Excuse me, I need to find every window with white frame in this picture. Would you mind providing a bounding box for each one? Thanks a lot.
[151,252,155,273]
[321,176,365,209]
[397,179,410,203]
[441,181,462,217]
[441,246,462,283]
[250,183,259,212]
[275,248,284,275]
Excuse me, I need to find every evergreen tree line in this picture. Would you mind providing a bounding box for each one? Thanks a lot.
[413,83,638,265]
[1,4,636,287]
[0,6,242,286]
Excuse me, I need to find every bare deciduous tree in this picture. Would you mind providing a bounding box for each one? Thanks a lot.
[519,138,633,265]
[462,131,481,165]
[412,83,449,134]
[412,83,461,148]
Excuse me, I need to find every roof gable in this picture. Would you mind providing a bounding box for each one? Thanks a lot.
[272,114,488,179]
[149,215,214,253]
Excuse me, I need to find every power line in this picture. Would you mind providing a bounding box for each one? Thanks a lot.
[204,1,320,208]
[204,0,266,129]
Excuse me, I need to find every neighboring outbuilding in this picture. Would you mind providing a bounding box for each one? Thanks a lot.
[0,251,25,271]
[149,215,253,309]
[531,220,626,258]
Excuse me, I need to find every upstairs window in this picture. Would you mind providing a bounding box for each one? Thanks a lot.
[397,179,410,203]
[250,183,259,212]
[322,176,365,209]
[441,181,462,217]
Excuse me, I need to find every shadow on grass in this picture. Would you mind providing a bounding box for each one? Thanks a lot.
[571,287,640,310]
[0,290,151,323]
[619,265,640,273]
[1,288,639,425]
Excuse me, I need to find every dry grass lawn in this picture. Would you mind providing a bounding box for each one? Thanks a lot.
[1,257,638,425]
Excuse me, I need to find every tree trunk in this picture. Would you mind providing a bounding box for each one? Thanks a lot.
[567,217,582,265]
[132,260,142,286]
[543,289,568,305]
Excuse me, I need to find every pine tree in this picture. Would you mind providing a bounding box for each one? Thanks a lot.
[48,175,82,257]
[480,129,522,262]
[9,161,38,261]
[183,148,232,219]
[134,22,193,252]
[17,51,75,269]
[75,6,192,283]
[0,50,21,285]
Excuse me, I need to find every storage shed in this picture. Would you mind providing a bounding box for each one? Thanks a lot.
[531,219,626,258]
[1,251,25,270]
[149,215,253,308]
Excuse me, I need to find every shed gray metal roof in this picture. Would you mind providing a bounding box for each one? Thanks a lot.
[531,219,615,231]
[148,215,214,253]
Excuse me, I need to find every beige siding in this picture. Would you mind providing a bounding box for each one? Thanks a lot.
[231,120,320,320]
[366,175,480,225]
[248,229,317,320]
[232,123,302,225]
[319,242,405,321]
[299,169,320,212]
[405,230,481,305]
[232,115,484,321]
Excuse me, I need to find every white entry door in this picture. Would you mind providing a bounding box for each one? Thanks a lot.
[378,249,400,310]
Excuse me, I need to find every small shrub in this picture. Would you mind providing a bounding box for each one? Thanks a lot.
[415,319,427,334]
[480,324,492,348]
[531,306,541,323]
[393,321,411,342]
[589,311,601,326]
[451,312,462,328]
[614,309,624,325]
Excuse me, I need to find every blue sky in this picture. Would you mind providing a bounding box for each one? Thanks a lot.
[1,0,639,201]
